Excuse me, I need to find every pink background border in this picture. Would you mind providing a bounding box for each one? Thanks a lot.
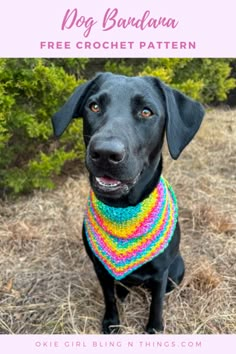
[0,335,236,354]
[0,0,236,57]
[0,0,235,352]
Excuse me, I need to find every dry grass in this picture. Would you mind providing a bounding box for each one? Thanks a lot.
[0,108,235,334]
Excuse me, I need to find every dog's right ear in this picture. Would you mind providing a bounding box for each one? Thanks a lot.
[153,79,205,159]
[52,79,97,137]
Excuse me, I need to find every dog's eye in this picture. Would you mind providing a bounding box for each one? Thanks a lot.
[140,108,153,118]
[89,102,100,113]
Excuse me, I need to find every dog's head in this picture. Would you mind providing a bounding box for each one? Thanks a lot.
[52,73,204,204]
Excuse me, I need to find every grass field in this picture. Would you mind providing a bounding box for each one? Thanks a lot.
[0,108,235,334]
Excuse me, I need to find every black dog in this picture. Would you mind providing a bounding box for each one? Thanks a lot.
[52,73,204,334]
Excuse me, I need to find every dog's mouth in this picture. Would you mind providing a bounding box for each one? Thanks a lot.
[93,173,141,196]
[95,176,122,189]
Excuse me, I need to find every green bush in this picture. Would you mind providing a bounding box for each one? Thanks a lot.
[105,58,236,103]
[0,59,86,195]
[49,58,89,79]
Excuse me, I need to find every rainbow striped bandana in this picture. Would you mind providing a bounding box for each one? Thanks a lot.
[84,176,178,280]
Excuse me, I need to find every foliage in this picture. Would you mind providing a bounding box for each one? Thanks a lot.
[104,59,146,76]
[0,59,85,195]
[49,58,89,79]
[105,58,236,103]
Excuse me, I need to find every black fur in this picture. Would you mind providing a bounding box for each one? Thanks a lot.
[52,73,204,333]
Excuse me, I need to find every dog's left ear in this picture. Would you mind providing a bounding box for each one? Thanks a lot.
[156,79,205,159]
[52,73,106,137]
[52,81,92,137]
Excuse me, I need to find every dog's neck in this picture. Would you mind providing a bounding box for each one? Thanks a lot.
[128,154,163,206]
[93,154,163,208]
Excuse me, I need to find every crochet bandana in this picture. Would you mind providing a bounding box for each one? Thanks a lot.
[84,176,178,280]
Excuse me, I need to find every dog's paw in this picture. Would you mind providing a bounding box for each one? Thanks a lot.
[102,317,120,334]
[145,322,164,334]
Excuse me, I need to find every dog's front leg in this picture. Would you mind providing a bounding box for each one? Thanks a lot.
[146,269,168,334]
[95,267,120,334]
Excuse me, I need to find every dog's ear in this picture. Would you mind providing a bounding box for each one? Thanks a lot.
[155,79,205,159]
[52,77,100,137]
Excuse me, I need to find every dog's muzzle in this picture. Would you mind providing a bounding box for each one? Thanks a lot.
[87,136,141,196]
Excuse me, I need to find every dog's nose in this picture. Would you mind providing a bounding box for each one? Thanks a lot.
[89,139,126,165]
